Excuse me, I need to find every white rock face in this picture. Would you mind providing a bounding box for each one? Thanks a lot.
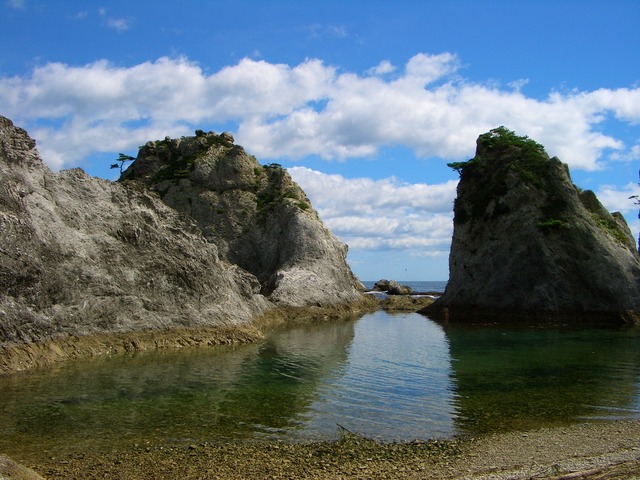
[121,131,363,307]
[0,116,271,346]
[0,117,364,352]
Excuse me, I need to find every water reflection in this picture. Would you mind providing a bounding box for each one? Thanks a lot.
[293,312,456,442]
[443,324,640,434]
[0,313,638,463]
[0,319,357,459]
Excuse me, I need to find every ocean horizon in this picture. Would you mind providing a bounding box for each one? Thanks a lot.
[362,280,447,293]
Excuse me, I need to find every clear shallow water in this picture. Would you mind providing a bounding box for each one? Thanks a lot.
[0,312,639,461]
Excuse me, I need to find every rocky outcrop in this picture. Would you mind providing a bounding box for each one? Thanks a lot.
[421,127,640,324]
[0,116,272,348]
[372,279,414,295]
[0,116,365,373]
[120,130,363,307]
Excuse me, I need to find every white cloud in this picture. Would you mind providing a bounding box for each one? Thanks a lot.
[6,0,25,9]
[97,7,132,31]
[1,53,639,173]
[305,23,349,40]
[106,17,132,32]
[289,166,455,255]
[610,144,640,162]
[366,60,396,76]
[596,182,640,215]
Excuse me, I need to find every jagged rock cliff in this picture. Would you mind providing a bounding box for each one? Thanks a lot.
[0,116,365,372]
[0,116,273,348]
[120,130,363,307]
[422,127,640,324]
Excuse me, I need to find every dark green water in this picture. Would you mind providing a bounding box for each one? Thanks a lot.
[0,311,639,461]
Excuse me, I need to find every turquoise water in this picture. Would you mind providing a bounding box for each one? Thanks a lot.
[0,311,638,461]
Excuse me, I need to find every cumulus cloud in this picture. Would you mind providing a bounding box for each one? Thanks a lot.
[1,52,639,172]
[597,182,640,215]
[289,166,456,256]
[366,60,396,76]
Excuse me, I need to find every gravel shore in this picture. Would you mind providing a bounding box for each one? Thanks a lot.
[20,419,639,479]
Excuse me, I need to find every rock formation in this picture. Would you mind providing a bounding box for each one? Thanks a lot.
[0,116,365,373]
[372,279,414,295]
[421,127,640,324]
[0,116,273,346]
[120,130,363,307]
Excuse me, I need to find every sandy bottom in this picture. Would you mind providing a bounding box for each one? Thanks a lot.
[16,419,639,479]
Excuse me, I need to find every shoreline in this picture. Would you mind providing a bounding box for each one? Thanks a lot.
[2,300,638,478]
[0,297,378,376]
[10,419,639,479]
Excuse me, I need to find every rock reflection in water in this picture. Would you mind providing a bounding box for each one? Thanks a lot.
[293,312,456,442]
[0,313,638,463]
[0,320,356,460]
[443,324,640,435]
[215,319,357,436]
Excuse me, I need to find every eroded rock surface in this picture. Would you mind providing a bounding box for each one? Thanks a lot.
[0,117,273,355]
[120,130,363,307]
[422,127,640,324]
[0,116,366,373]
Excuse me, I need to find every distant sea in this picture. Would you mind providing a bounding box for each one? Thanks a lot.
[362,280,448,293]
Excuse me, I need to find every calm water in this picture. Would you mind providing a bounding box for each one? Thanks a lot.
[0,311,639,462]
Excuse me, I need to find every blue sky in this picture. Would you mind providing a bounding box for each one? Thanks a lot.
[1,0,639,281]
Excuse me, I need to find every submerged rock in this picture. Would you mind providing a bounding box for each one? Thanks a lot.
[0,454,44,480]
[421,127,640,325]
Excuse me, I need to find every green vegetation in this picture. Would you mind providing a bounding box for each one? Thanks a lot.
[630,169,640,252]
[536,219,569,232]
[150,134,234,183]
[254,164,310,213]
[449,127,553,224]
[447,126,548,184]
[256,163,287,211]
[590,213,630,245]
[111,153,135,174]
[477,126,545,154]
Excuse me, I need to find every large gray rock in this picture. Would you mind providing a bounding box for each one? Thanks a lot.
[121,131,363,307]
[0,116,272,348]
[421,127,640,324]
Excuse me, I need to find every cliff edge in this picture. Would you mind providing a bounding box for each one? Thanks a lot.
[421,127,640,324]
